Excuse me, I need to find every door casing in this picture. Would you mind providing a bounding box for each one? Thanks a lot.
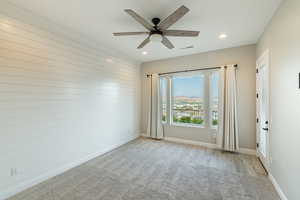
[256,49,270,172]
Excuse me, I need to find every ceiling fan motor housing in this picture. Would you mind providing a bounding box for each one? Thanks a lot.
[152,18,161,26]
[151,18,163,36]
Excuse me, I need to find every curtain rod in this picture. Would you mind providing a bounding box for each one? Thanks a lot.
[146,64,238,77]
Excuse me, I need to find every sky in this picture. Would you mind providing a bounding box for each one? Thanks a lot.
[166,73,219,98]
[173,76,204,97]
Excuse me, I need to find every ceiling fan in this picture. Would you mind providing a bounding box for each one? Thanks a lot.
[113,5,200,49]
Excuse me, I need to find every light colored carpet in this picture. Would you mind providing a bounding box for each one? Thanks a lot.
[8,138,279,200]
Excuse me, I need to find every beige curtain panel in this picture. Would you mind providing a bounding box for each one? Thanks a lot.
[217,65,239,152]
[146,74,164,139]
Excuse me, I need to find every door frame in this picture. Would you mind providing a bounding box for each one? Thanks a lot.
[256,49,270,172]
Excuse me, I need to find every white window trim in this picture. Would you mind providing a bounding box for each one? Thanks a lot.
[160,70,219,130]
[209,70,220,130]
[171,71,206,128]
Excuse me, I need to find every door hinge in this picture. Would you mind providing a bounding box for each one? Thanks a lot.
[257,118,259,123]
[256,69,259,73]
[256,93,259,98]
[256,143,259,148]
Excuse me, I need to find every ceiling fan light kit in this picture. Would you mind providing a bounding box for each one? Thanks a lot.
[113,5,200,49]
[150,34,163,42]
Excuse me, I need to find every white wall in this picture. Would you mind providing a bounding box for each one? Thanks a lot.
[0,1,141,199]
[141,45,257,149]
[257,0,300,199]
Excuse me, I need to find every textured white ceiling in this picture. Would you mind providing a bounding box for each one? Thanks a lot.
[7,0,282,62]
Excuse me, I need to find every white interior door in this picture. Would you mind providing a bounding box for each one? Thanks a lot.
[256,50,270,172]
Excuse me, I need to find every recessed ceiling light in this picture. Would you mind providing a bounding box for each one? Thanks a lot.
[142,51,148,55]
[219,33,227,39]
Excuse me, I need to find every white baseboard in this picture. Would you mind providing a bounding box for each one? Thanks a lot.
[0,135,139,200]
[268,173,288,200]
[140,133,148,138]
[163,136,256,156]
[237,147,257,156]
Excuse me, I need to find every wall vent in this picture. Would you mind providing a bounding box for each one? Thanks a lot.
[180,45,194,50]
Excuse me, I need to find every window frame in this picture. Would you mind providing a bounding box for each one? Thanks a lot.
[170,72,206,128]
[209,70,220,129]
[160,70,220,130]
[160,77,168,124]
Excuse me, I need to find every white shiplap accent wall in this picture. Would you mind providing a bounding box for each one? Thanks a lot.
[0,2,140,199]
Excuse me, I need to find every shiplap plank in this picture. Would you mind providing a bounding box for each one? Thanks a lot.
[0,2,140,198]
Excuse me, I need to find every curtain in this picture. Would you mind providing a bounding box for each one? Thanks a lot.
[146,74,164,139]
[217,65,239,152]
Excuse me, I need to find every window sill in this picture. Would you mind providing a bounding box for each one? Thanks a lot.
[162,122,218,130]
[170,123,205,129]
[163,122,218,130]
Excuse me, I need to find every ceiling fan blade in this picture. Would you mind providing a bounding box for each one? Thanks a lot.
[158,5,190,30]
[164,30,200,37]
[124,9,153,31]
[113,32,149,36]
[161,36,175,49]
[137,36,151,49]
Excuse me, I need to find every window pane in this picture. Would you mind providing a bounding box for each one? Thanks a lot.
[160,77,168,122]
[211,72,219,128]
[172,74,205,126]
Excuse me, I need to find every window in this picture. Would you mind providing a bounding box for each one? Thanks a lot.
[172,74,205,126]
[160,70,220,129]
[160,77,168,123]
[210,72,219,128]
